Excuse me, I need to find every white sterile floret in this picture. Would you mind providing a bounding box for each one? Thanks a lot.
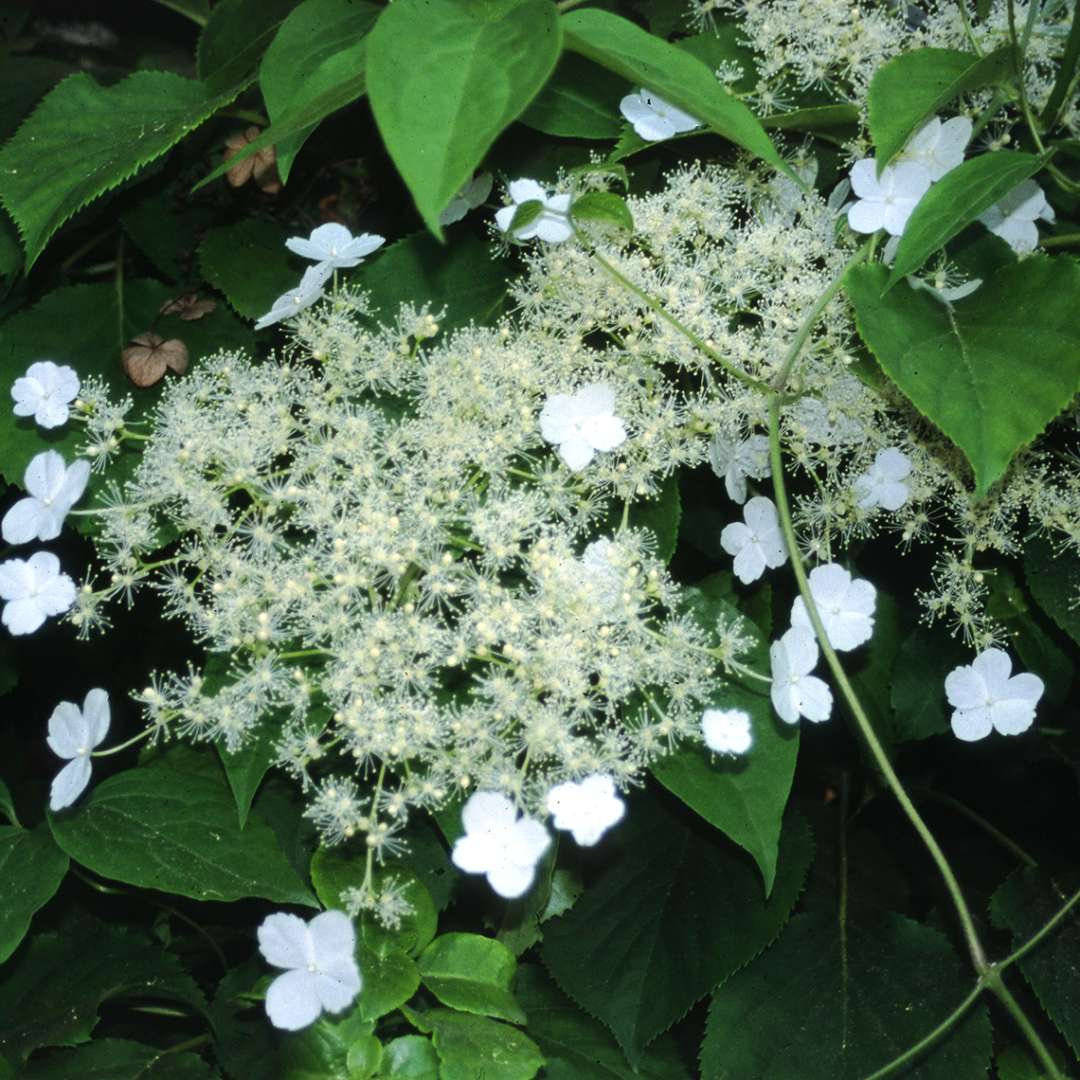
[720,495,788,585]
[978,179,1055,254]
[619,89,701,142]
[539,383,627,472]
[546,773,625,846]
[854,447,912,511]
[701,708,753,754]
[440,172,493,225]
[770,626,832,725]
[257,910,362,1031]
[0,551,77,636]
[898,116,972,181]
[285,224,385,270]
[2,450,91,545]
[254,264,334,331]
[709,432,771,504]
[791,563,876,652]
[945,648,1045,742]
[11,360,80,429]
[578,538,623,611]
[451,791,551,898]
[495,178,573,243]
[846,159,932,236]
[46,688,109,811]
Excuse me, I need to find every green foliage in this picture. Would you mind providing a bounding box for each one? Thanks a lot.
[22,1039,217,1080]
[541,795,813,1065]
[0,825,68,964]
[48,762,316,906]
[868,46,1014,170]
[417,933,526,1023]
[845,260,1080,496]
[121,185,217,283]
[520,55,627,139]
[570,191,635,233]
[217,726,278,827]
[259,0,379,182]
[991,868,1080,1061]
[358,941,421,1022]
[622,470,682,562]
[885,152,1045,287]
[199,217,299,320]
[367,0,562,238]
[405,1007,545,1080]
[1025,536,1080,647]
[701,912,992,1077]
[0,72,235,269]
[890,629,969,741]
[561,9,789,176]
[276,1009,379,1079]
[381,1035,439,1078]
[197,0,298,94]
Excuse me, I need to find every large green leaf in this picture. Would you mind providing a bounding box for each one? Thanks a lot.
[217,725,278,828]
[885,152,1045,288]
[196,0,298,94]
[845,260,1080,496]
[868,46,1014,170]
[0,825,68,964]
[990,868,1080,1061]
[417,933,525,1023]
[405,1007,544,1080]
[367,0,562,238]
[890,629,968,741]
[382,1036,439,1079]
[48,762,316,906]
[0,72,234,269]
[520,54,627,139]
[561,9,787,176]
[358,940,421,1022]
[701,911,990,1078]
[540,796,812,1065]
[22,1038,216,1080]
[276,1009,379,1080]
[199,217,300,321]
[1025,536,1080,647]
[259,0,379,181]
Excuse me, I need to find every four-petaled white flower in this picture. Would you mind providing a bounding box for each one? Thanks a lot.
[2,450,91,545]
[254,264,334,330]
[257,910,362,1031]
[854,447,912,511]
[770,626,833,725]
[701,708,753,755]
[539,383,627,472]
[451,791,551,898]
[720,496,788,585]
[709,432,771,504]
[945,648,1044,742]
[11,361,80,429]
[494,179,573,244]
[978,179,1055,254]
[898,116,972,181]
[546,774,625,846]
[46,688,110,811]
[619,90,701,142]
[440,172,494,226]
[285,224,385,270]
[791,563,876,652]
[0,552,77,636]
[847,159,931,236]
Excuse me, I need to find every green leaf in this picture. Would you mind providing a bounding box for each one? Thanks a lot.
[121,184,217,283]
[0,779,16,826]
[762,104,859,130]
[675,27,759,95]
[217,724,278,828]
[1041,1,1080,125]
[259,0,379,182]
[701,911,991,1078]
[0,917,205,1063]
[890,629,969,741]
[996,1043,1072,1080]
[417,933,525,1023]
[885,151,1045,288]
[199,217,299,321]
[868,46,1015,170]
[407,1008,544,1080]
[990,867,1080,1060]
[48,762,316,906]
[540,796,813,1065]
[358,940,421,1022]
[0,72,235,270]
[277,1008,378,1080]
[570,191,634,233]
[561,9,788,176]
[516,965,689,1079]
[381,1036,439,1079]
[844,260,1080,496]
[354,231,510,331]
[520,54,627,139]
[625,471,681,563]
[0,826,68,964]
[847,588,905,745]
[197,0,298,94]
[367,0,562,238]
[1025,535,1080,647]
[22,1038,216,1080]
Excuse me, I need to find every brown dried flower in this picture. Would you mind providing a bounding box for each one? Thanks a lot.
[223,126,282,194]
[158,292,217,321]
[122,333,190,388]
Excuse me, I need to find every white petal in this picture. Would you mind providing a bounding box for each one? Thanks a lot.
[55,459,91,512]
[308,910,355,968]
[49,755,92,811]
[533,213,573,244]
[258,912,312,970]
[1006,672,1045,707]
[507,817,552,865]
[558,436,596,472]
[781,626,819,677]
[538,395,576,443]
[945,666,986,710]
[3,596,48,635]
[35,573,76,618]
[0,559,33,601]
[951,706,994,741]
[971,648,1013,694]
[877,448,912,481]
[452,833,496,875]
[265,969,322,1031]
[487,860,537,899]
[797,675,833,722]
[83,688,111,747]
[742,496,778,534]
[2,498,49,545]
[507,178,547,204]
[807,563,850,606]
[732,542,766,584]
[770,679,799,726]
[313,963,361,1013]
[701,708,753,754]
[494,205,518,234]
[991,699,1037,736]
[719,521,750,557]
[461,790,517,834]
[24,450,66,500]
[35,398,71,428]
[47,700,90,759]
[848,160,880,200]
[581,414,626,452]
[882,200,917,237]
[875,479,911,511]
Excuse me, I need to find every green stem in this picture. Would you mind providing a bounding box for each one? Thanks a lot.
[918,789,1038,868]
[990,977,1064,1079]
[999,886,1080,973]
[767,397,988,974]
[150,0,209,26]
[1040,231,1080,247]
[1008,0,1048,153]
[92,726,153,758]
